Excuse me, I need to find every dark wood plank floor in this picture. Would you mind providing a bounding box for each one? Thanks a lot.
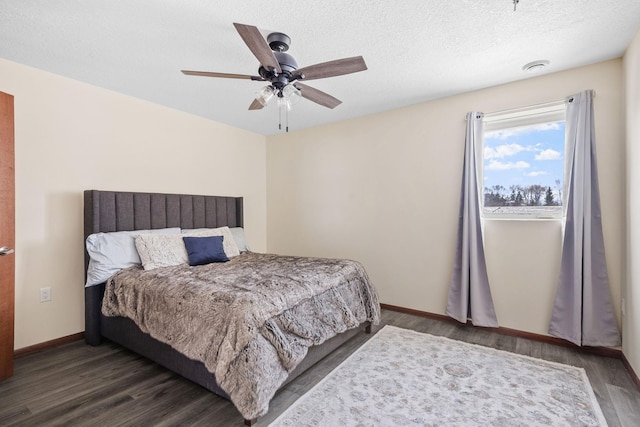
[1,309,639,426]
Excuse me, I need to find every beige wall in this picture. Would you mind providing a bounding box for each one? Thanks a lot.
[1,54,630,354]
[624,30,640,376]
[267,59,625,338]
[0,59,268,349]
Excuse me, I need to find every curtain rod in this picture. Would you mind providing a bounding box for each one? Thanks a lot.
[478,90,596,119]
[484,99,565,118]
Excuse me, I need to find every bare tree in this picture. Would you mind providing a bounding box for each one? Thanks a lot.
[544,186,555,206]
[530,184,545,206]
[555,179,562,205]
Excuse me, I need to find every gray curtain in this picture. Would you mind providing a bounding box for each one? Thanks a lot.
[446,112,498,327]
[548,90,621,347]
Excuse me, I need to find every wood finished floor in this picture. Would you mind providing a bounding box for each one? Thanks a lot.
[1,309,639,427]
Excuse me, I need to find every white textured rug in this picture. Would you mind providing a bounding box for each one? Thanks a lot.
[270,325,607,427]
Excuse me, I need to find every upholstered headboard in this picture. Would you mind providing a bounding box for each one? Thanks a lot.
[83,189,244,344]
[84,190,243,235]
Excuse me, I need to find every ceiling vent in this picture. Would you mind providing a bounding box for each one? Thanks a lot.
[522,60,550,73]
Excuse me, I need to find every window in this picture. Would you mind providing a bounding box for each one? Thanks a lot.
[481,103,566,218]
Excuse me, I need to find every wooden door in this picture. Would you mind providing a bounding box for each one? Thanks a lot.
[0,91,15,380]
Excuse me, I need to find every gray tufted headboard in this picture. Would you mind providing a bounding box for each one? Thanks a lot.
[83,189,244,344]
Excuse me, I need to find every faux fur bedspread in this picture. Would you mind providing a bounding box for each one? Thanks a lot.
[102,252,380,419]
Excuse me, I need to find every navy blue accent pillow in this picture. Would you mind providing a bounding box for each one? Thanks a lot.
[183,236,229,266]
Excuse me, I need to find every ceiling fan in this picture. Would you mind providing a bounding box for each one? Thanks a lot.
[181,23,367,113]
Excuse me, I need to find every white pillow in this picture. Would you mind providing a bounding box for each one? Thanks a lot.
[138,226,240,270]
[134,233,189,271]
[230,227,250,252]
[85,227,181,286]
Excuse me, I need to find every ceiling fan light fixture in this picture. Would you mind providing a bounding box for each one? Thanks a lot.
[282,84,302,105]
[277,96,292,112]
[255,85,275,106]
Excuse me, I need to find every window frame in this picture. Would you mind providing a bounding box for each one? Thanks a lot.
[480,102,567,220]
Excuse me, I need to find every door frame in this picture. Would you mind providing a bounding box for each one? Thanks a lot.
[0,91,15,380]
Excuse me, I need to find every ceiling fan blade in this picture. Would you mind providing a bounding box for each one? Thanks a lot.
[295,83,342,109]
[233,23,282,73]
[294,56,367,81]
[181,70,263,80]
[248,98,265,110]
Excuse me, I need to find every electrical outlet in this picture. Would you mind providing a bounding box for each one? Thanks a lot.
[40,287,52,302]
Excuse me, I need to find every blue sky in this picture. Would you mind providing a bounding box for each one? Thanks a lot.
[484,121,565,198]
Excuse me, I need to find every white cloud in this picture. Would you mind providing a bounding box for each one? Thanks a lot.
[526,171,549,177]
[535,149,561,160]
[484,143,531,159]
[485,160,530,171]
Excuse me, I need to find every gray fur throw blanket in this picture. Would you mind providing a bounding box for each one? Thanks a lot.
[102,252,380,419]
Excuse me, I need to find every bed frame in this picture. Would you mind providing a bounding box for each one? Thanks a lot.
[83,190,369,425]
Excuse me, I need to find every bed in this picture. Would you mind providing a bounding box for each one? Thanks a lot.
[83,189,380,425]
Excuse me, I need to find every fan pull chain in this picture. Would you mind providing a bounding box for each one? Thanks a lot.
[277,98,290,132]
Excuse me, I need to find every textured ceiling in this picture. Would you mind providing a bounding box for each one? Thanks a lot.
[1,1,639,136]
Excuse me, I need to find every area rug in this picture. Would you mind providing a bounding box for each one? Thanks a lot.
[270,325,607,426]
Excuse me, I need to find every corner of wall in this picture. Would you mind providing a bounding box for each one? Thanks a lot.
[622,26,640,381]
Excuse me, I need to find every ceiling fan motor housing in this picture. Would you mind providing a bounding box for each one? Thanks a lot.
[259,51,299,90]
[274,52,297,73]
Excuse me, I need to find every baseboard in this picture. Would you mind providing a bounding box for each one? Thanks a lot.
[14,332,85,358]
[621,352,640,391]
[380,303,622,359]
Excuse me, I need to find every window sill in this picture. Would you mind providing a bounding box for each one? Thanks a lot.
[482,216,562,222]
